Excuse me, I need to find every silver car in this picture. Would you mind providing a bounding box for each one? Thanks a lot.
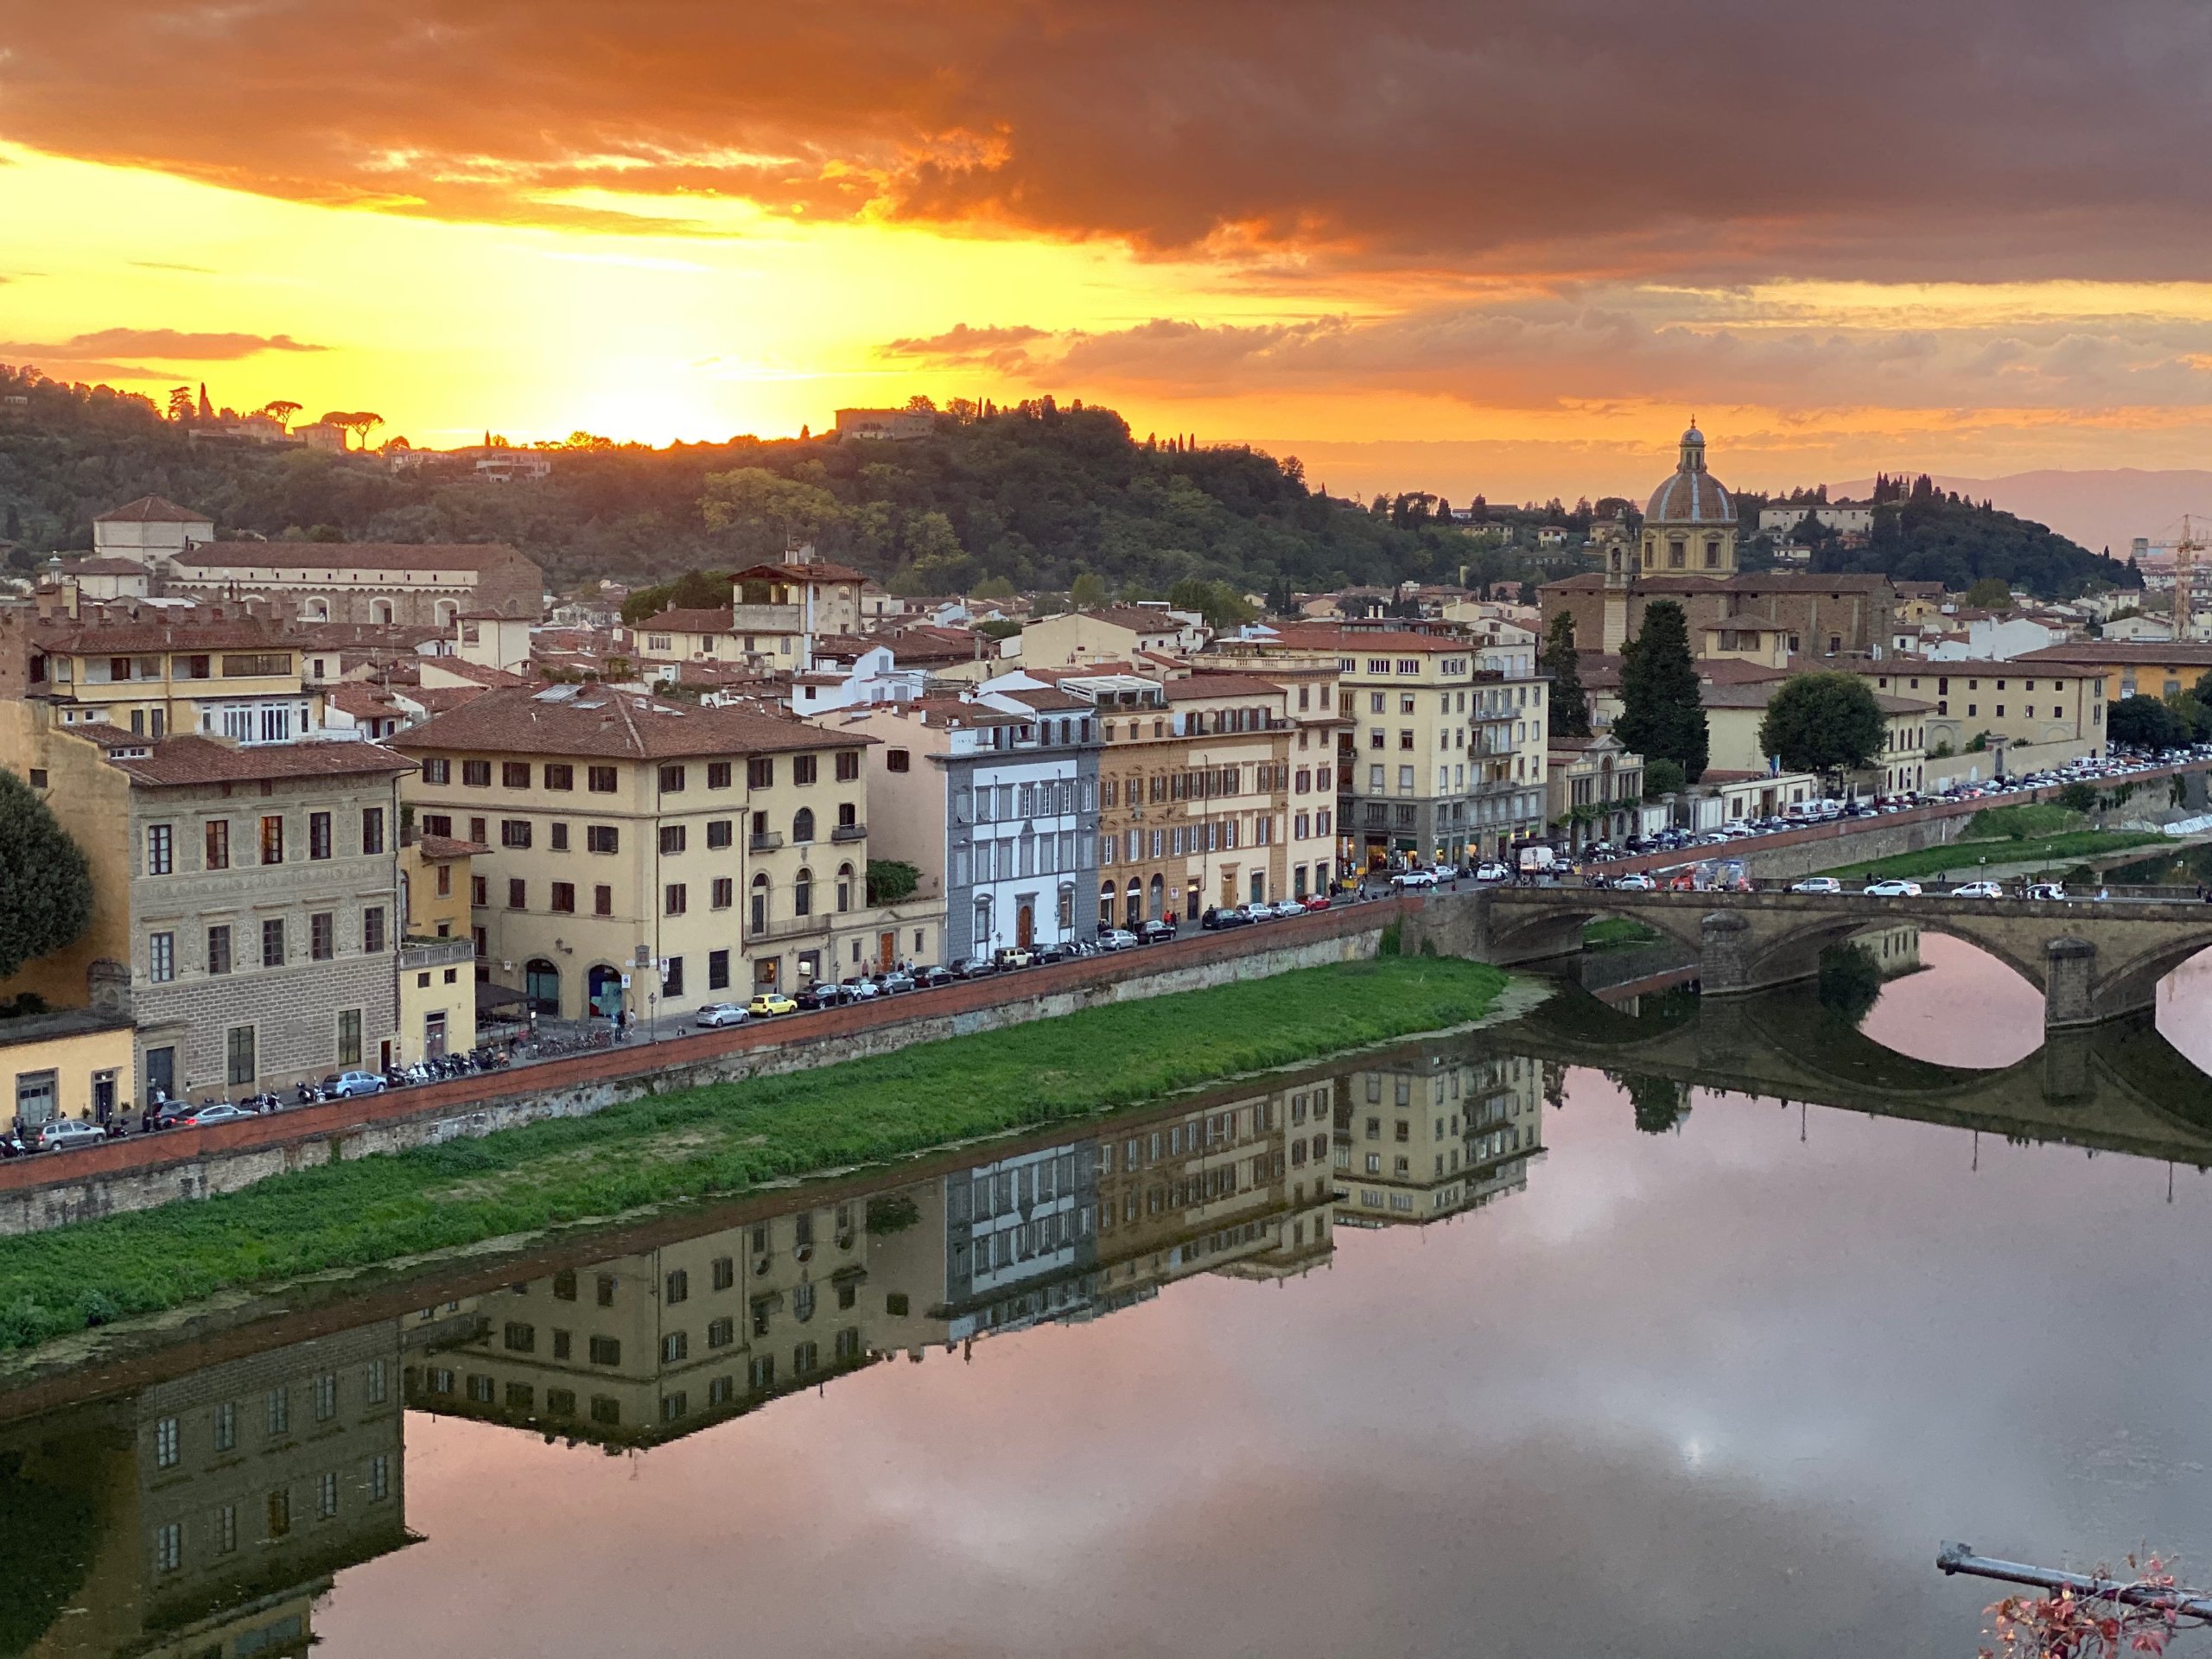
[37,1118,108,1151]
[695,1002,749,1028]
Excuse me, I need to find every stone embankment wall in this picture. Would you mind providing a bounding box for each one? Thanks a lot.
[0,905,1398,1236]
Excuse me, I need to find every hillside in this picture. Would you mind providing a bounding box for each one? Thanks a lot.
[1786,476,2133,597]
[0,369,1541,601]
[1835,467,2212,560]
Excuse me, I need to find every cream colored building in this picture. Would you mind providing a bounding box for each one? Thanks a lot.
[1701,680,1931,795]
[1857,658,2101,761]
[1,1008,134,1130]
[1021,606,1191,670]
[1332,1045,1546,1227]
[397,684,931,1019]
[29,617,323,745]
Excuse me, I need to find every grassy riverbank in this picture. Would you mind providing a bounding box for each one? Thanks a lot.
[1818,830,2162,880]
[0,957,1510,1353]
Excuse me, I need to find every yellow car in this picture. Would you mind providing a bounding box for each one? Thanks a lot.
[747,992,798,1017]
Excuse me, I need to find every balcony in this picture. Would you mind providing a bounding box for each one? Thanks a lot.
[830,822,867,842]
[399,935,475,973]
[729,603,804,632]
[749,831,784,851]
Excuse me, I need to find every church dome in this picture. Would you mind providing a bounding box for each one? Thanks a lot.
[1645,423,1734,526]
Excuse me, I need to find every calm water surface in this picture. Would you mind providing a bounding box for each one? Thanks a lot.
[10,935,2212,1659]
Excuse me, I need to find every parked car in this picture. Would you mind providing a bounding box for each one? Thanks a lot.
[992,946,1036,970]
[2026,881,2069,901]
[695,1002,749,1028]
[37,1118,109,1151]
[1096,928,1140,950]
[329,1070,388,1098]
[1790,877,1844,894]
[747,992,799,1017]
[1948,880,2005,899]
[877,969,918,994]
[1268,899,1306,919]
[916,965,956,989]
[950,955,998,978]
[841,976,883,999]
[1864,879,1923,897]
[1300,893,1333,912]
[1200,906,1253,930]
[1612,872,1657,892]
[178,1103,256,1128]
[1471,861,1512,883]
[794,983,845,1011]
[1390,868,1440,889]
[1136,919,1178,944]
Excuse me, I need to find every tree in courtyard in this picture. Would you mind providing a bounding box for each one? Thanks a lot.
[1615,600,1707,782]
[0,769,94,981]
[1541,611,1591,740]
[2108,693,2190,750]
[1759,672,1885,780]
[865,860,920,906]
[1643,758,1686,798]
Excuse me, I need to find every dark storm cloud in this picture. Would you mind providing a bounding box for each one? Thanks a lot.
[4,2,2212,282]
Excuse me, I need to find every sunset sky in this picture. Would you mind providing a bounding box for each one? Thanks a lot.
[10,2,2212,506]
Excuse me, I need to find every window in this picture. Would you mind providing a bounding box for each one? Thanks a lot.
[597,1273,617,1306]
[588,1336,621,1365]
[588,766,618,793]
[550,881,575,914]
[335,1007,363,1068]
[314,1371,337,1420]
[794,754,819,785]
[794,868,812,917]
[215,1401,237,1450]
[370,1454,391,1501]
[594,885,613,917]
[547,823,569,853]
[155,1521,181,1573]
[659,824,686,855]
[310,912,334,961]
[751,874,769,931]
[747,756,774,789]
[836,751,860,781]
[504,1320,537,1352]
[887,748,911,773]
[662,1332,689,1363]
[266,1489,292,1539]
[149,931,175,982]
[545,763,574,791]
[146,823,173,875]
[267,1388,289,1437]
[707,819,733,850]
[502,761,531,788]
[792,807,816,842]
[709,948,730,988]
[204,819,230,870]
[708,761,732,789]
[663,956,684,997]
[587,824,619,854]
[422,758,451,785]
[363,906,386,953]
[553,1268,577,1300]
[261,918,286,967]
[461,760,492,787]
[156,1414,181,1468]
[308,811,332,860]
[665,882,688,915]
[501,819,532,849]
[665,1268,690,1304]
[658,764,686,793]
[207,925,232,976]
[260,815,284,864]
[590,1396,620,1425]
[508,879,527,910]
[708,1315,734,1348]
[361,806,385,855]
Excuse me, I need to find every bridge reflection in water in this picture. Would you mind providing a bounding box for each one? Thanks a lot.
[3,983,2209,1658]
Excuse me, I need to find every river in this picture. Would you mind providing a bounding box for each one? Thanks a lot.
[7,935,2212,1659]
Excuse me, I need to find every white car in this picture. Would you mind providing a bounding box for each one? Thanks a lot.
[1612,872,1656,891]
[695,1003,749,1028]
[1390,868,1440,889]
[1790,877,1844,894]
[1864,879,1923,897]
[1095,928,1139,951]
[1948,880,2004,899]
[1472,861,1511,883]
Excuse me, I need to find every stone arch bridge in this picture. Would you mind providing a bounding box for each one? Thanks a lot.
[1406,887,2212,1030]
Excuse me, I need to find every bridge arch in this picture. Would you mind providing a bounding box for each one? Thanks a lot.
[2088,929,2212,1020]
[1480,898,1709,965]
[1739,912,2052,1001]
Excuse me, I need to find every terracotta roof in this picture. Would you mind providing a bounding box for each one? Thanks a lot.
[1264,626,1471,653]
[732,560,871,585]
[397,684,862,760]
[326,683,403,717]
[995,686,1091,713]
[1057,606,1184,633]
[93,494,210,524]
[174,542,534,572]
[1160,673,1285,701]
[106,736,414,788]
[408,685,494,714]
[64,557,156,576]
[639,607,735,634]
[427,659,536,687]
[2013,643,2212,665]
[1542,572,1895,594]
[35,618,296,654]
[414,834,487,860]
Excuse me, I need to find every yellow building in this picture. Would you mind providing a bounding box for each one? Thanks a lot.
[1021,606,1191,669]
[1701,680,1931,794]
[1,1008,134,1131]
[397,683,918,1020]
[1332,1045,1546,1226]
[2012,641,2212,709]
[28,616,322,744]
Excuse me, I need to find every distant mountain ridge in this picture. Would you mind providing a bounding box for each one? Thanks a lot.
[1832,469,2212,558]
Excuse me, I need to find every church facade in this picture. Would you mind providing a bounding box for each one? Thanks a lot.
[1541,425,1897,660]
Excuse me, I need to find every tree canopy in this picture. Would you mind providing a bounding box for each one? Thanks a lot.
[1541,611,1591,741]
[0,770,93,981]
[1616,601,1707,783]
[2109,693,2191,749]
[1758,673,1886,777]
[1804,476,2131,599]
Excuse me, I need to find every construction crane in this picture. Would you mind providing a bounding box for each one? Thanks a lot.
[2132,514,2212,639]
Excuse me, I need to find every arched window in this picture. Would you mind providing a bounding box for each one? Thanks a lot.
[750,873,770,934]
[1124,878,1141,927]
[371,599,394,625]
[1704,538,1720,569]
[792,807,816,844]
[524,958,560,1017]
[1148,874,1165,918]
[794,867,813,918]
[1100,880,1116,926]
[974,894,994,950]
[435,599,459,626]
[836,862,854,912]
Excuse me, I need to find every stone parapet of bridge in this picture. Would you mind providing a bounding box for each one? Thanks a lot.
[1411,887,2212,1030]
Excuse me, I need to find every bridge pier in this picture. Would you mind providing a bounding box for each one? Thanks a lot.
[1698,912,1756,996]
[2045,937,2097,1030]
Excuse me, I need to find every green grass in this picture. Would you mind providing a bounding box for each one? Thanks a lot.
[1966,803,2082,840]
[1818,830,2164,880]
[0,957,1510,1354]
[1581,918,1663,949]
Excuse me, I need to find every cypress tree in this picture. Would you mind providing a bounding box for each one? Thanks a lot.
[1615,600,1707,783]
[1541,611,1592,740]
[0,768,94,980]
